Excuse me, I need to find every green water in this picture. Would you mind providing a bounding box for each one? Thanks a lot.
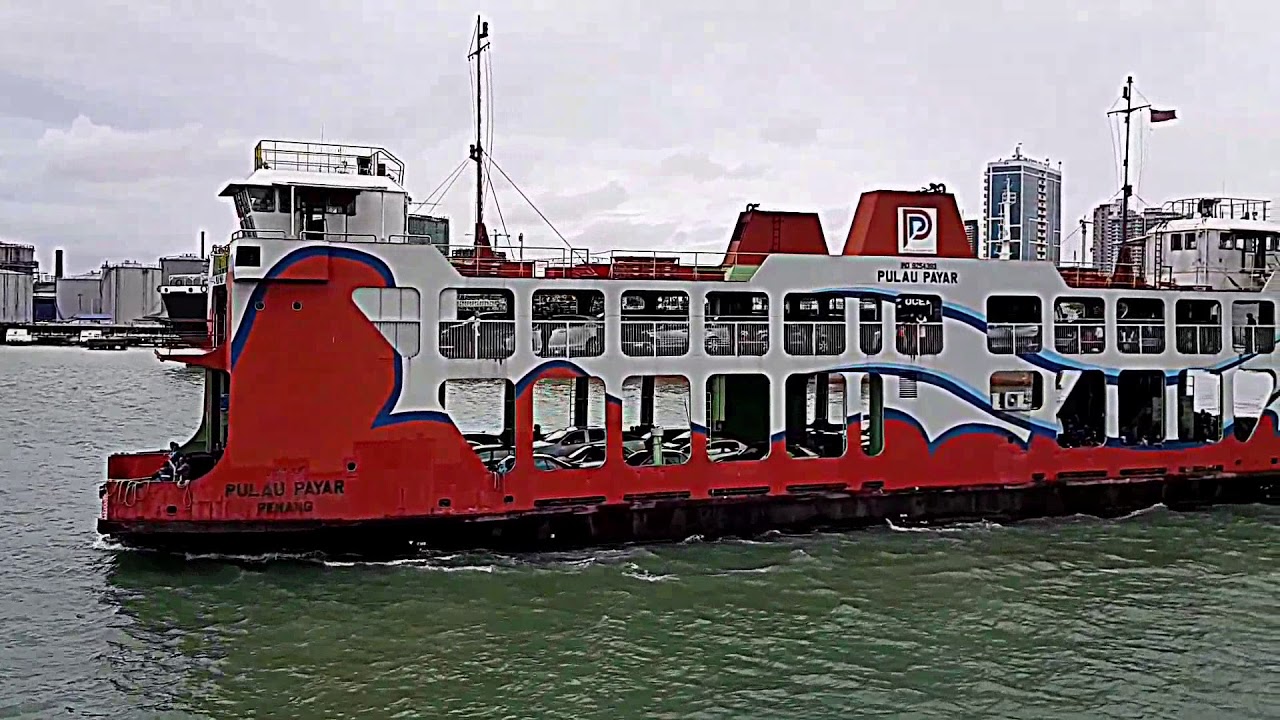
[1,347,1277,719]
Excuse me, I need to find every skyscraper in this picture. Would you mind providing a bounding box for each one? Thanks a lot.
[1090,200,1183,272]
[963,219,980,256]
[983,147,1063,263]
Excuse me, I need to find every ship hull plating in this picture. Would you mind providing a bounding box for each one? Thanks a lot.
[98,472,1278,556]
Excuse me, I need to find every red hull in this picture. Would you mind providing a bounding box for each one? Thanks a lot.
[99,249,1280,551]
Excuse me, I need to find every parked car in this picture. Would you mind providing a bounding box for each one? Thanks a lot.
[563,442,606,468]
[494,453,577,474]
[470,443,513,470]
[533,314,604,357]
[624,447,690,467]
[534,426,606,457]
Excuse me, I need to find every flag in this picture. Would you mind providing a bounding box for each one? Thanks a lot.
[1150,108,1177,123]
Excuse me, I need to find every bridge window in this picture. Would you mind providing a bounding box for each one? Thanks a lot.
[247,186,275,213]
[438,289,514,360]
[989,371,1043,411]
[1117,370,1164,446]
[1177,370,1221,442]
[783,293,846,356]
[1056,370,1105,448]
[621,290,689,357]
[706,292,769,356]
[1232,370,1274,442]
[894,294,942,356]
[859,298,883,354]
[986,296,1042,354]
[1117,298,1165,354]
[1054,297,1105,354]
[441,379,515,471]
[533,289,604,358]
[1174,299,1221,355]
[1231,300,1275,354]
[621,375,691,467]
[785,373,846,458]
[351,287,421,357]
[532,376,606,470]
[859,374,885,456]
[707,373,770,462]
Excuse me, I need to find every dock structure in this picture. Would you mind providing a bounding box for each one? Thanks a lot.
[0,320,183,347]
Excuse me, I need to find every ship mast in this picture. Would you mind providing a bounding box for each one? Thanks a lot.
[468,15,491,251]
[1108,76,1150,257]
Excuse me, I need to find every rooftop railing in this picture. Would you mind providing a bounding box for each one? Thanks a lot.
[254,140,405,184]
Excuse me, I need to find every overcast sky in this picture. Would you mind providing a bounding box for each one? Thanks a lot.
[2,0,1277,274]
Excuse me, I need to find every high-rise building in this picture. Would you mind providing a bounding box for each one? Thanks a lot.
[983,146,1063,263]
[1090,201,1184,272]
[963,219,980,256]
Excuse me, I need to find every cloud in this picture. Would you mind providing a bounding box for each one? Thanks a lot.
[759,117,821,147]
[2,0,1279,273]
[35,115,222,185]
[655,151,766,181]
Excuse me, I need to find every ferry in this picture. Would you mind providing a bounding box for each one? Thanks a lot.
[95,33,1279,555]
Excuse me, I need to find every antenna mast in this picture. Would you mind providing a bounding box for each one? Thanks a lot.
[1108,76,1150,261]
[468,15,491,250]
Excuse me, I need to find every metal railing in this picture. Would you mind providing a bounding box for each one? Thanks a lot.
[620,320,691,357]
[705,319,769,356]
[533,320,604,358]
[895,322,943,355]
[438,319,516,360]
[986,322,1043,354]
[1175,324,1223,354]
[437,244,778,281]
[299,231,380,243]
[254,140,406,184]
[1232,325,1277,353]
[1053,323,1106,354]
[1117,322,1165,354]
[783,321,846,356]
[231,229,288,241]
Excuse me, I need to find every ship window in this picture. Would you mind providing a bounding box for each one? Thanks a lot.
[785,373,846,459]
[894,294,942,356]
[986,296,1042,354]
[1171,233,1183,251]
[1220,232,1234,250]
[1177,370,1222,442]
[233,245,261,269]
[532,376,605,471]
[1231,300,1275,354]
[351,287,421,358]
[1116,297,1165,354]
[533,289,604,358]
[705,291,769,356]
[989,371,1043,411]
[247,186,275,213]
[1174,299,1221,354]
[860,373,885,456]
[1117,370,1164,446]
[438,288,514,360]
[1056,370,1105,448]
[441,379,515,471]
[858,298,883,354]
[1053,297,1105,354]
[783,293,846,356]
[1232,370,1274,442]
[621,375,690,467]
[707,373,770,462]
[276,185,291,214]
[621,290,689,357]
